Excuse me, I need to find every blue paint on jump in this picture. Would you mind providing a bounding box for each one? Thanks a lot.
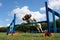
[28,22,37,24]
[28,21,47,24]
[7,14,16,35]
[52,11,57,33]
[45,2,50,33]
[45,2,60,33]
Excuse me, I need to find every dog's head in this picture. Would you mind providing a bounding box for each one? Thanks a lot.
[22,14,31,20]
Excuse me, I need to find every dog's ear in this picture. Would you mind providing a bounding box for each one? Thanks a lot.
[22,17,25,20]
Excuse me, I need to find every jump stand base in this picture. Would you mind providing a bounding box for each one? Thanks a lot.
[42,33,54,37]
[8,33,19,36]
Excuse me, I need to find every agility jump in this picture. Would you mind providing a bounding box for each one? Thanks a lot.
[7,2,60,37]
[7,14,16,35]
[43,2,60,37]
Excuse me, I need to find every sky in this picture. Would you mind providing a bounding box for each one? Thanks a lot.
[0,0,60,27]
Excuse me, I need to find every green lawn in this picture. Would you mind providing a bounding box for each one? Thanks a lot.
[0,32,60,40]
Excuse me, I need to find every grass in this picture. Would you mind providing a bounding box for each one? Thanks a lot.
[0,32,60,40]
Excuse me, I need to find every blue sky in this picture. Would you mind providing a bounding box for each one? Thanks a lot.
[0,0,60,27]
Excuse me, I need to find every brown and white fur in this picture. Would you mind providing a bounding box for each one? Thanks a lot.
[22,14,43,32]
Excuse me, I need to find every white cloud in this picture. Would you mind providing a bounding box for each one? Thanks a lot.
[48,0,60,9]
[55,16,59,19]
[40,7,45,11]
[40,0,60,20]
[0,26,2,28]
[40,0,60,11]
[11,6,46,23]
[7,24,10,26]
[31,11,46,21]
[40,0,60,10]
[0,2,2,7]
